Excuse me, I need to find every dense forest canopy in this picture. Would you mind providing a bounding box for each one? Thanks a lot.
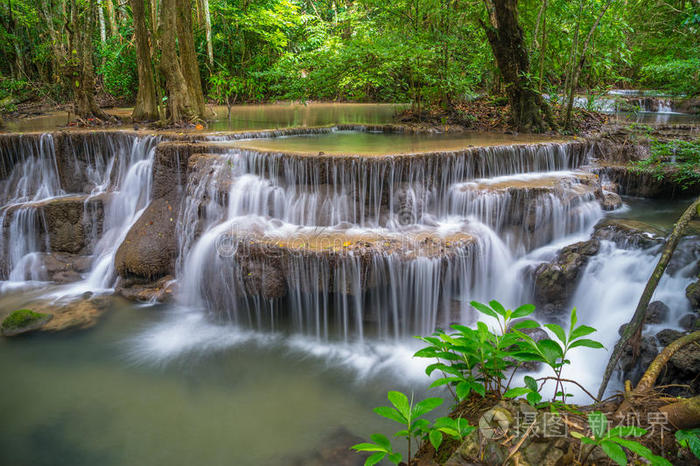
[0,0,698,126]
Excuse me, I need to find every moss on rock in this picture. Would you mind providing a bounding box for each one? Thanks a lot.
[1,309,52,336]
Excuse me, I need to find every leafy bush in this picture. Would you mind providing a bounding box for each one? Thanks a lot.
[96,37,138,100]
[572,412,671,466]
[639,58,700,97]
[631,139,700,191]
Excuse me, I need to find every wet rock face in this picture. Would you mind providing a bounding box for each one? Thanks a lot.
[599,191,622,211]
[594,166,700,198]
[656,329,700,396]
[1,195,105,255]
[645,301,670,324]
[116,275,176,303]
[687,280,700,310]
[620,336,659,387]
[114,198,177,280]
[1,295,114,336]
[592,218,665,249]
[533,239,600,313]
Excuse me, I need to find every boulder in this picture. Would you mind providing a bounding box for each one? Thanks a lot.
[599,191,622,211]
[1,296,112,336]
[687,279,700,310]
[656,330,700,395]
[645,301,670,324]
[116,275,177,303]
[679,313,698,331]
[114,198,178,280]
[620,336,658,387]
[656,329,684,347]
[533,239,600,313]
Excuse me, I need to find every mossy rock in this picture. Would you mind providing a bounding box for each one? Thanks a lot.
[1,309,52,336]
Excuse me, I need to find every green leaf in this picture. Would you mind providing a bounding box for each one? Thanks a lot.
[511,319,540,330]
[570,324,596,341]
[588,412,609,439]
[601,440,628,466]
[352,443,385,452]
[568,339,605,349]
[676,429,700,459]
[370,433,392,451]
[489,300,507,317]
[569,307,578,334]
[413,397,443,418]
[470,300,497,318]
[504,387,531,398]
[364,451,386,466]
[544,324,567,345]
[429,429,443,450]
[608,426,646,438]
[524,376,538,392]
[614,438,671,465]
[387,452,402,464]
[512,351,545,362]
[456,381,471,400]
[374,406,406,424]
[511,304,535,318]
[413,347,438,358]
[470,382,486,397]
[537,339,564,365]
[526,391,542,406]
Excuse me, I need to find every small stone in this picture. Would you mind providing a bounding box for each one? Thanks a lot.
[600,191,622,211]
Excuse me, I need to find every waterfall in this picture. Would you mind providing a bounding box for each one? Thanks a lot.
[175,138,594,342]
[0,132,159,293]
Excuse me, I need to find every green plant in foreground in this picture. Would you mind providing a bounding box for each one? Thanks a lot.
[572,412,671,466]
[352,390,473,466]
[414,300,540,402]
[676,428,700,459]
[514,308,604,402]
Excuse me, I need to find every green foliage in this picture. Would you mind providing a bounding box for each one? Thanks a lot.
[631,139,700,191]
[96,36,138,100]
[571,412,671,466]
[352,390,463,465]
[676,428,700,460]
[1,309,49,331]
[640,59,700,96]
[514,307,604,402]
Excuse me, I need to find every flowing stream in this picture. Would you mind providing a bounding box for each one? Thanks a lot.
[0,105,697,465]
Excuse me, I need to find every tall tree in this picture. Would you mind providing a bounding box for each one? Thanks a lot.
[157,0,210,123]
[480,0,554,132]
[130,0,158,121]
[67,0,109,120]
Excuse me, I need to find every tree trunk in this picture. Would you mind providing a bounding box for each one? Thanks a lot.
[158,0,200,123]
[660,395,700,430]
[564,0,615,130]
[202,0,213,67]
[175,0,211,118]
[68,0,108,120]
[130,0,159,121]
[105,0,118,37]
[481,0,553,132]
[98,0,107,44]
[598,197,700,400]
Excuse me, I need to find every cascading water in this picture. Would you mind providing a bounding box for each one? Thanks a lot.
[174,134,600,342]
[0,132,159,293]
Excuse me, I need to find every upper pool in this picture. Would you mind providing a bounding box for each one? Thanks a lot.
[230,130,566,156]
